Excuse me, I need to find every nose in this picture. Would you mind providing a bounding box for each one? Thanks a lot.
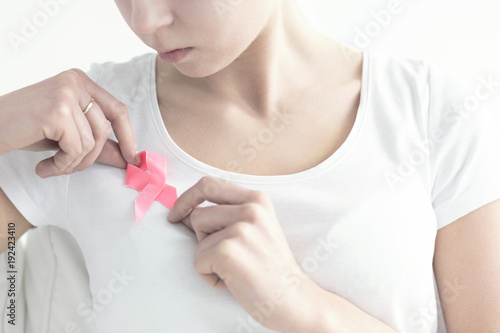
[131,0,174,34]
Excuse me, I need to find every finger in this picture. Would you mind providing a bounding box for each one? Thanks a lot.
[168,177,254,222]
[74,69,140,166]
[195,221,249,255]
[20,140,59,151]
[35,115,82,178]
[196,270,227,290]
[194,233,237,290]
[193,228,248,290]
[73,102,116,171]
[185,205,252,241]
[60,101,96,174]
[95,139,128,168]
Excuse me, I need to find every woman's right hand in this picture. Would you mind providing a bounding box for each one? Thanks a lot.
[0,69,141,178]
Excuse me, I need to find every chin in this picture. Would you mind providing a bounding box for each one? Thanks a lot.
[173,58,234,78]
[174,66,213,78]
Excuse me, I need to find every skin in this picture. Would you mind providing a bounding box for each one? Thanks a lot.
[0,69,141,177]
[115,0,500,331]
[433,200,500,332]
[166,177,397,332]
[1,0,498,331]
[116,0,364,176]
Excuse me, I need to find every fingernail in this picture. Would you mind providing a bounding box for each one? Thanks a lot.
[135,151,142,164]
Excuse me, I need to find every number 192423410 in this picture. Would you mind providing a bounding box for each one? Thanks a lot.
[6,221,17,325]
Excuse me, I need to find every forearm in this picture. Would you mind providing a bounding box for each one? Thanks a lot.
[289,283,396,333]
[0,187,34,254]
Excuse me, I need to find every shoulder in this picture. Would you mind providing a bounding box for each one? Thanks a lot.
[366,51,479,127]
[85,53,157,99]
[368,51,429,78]
[86,53,156,83]
[367,51,431,97]
[368,50,469,95]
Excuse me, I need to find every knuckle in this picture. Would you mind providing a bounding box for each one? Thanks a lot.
[94,121,112,142]
[72,144,84,157]
[231,222,253,241]
[102,120,113,136]
[52,102,73,119]
[68,68,84,77]
[241,203,261,223]
[54,85,76,105]
[58,70,81,88]
[49,93,76,121]
[53,170,66,177]
[110,100,128,117]
[82,137,96,153]
[198,176,222,196]
[63,141,83,158]
[177,201,194,217]
[216,239,238,260]
[189,208,202,228]
[53,159,71,175]
[248,190,270,205]
[198,176,214,188]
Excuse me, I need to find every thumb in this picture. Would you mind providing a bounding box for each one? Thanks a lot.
[95,139,129,169]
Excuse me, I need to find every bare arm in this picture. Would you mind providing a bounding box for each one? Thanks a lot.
[0,187,34,254]
[434,199,500,332]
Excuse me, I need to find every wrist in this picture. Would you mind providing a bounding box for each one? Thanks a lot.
[296,283,339,333]
[282,279,337,333]
[287,282,396,333]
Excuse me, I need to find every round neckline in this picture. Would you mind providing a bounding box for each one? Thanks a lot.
[148,50,370,185]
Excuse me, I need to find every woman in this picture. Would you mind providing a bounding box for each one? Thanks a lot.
[1,0,500,332]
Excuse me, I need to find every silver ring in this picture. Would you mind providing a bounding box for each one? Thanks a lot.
[83,98,94,115]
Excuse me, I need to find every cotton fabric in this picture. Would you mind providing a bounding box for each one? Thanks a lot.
[2,51,500,332]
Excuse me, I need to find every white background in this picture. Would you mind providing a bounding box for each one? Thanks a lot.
[0,0,499,121]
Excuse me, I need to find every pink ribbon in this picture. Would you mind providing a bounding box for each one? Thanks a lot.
[126,151,178,222]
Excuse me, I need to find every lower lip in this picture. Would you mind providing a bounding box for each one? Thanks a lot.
[159,48,193,63]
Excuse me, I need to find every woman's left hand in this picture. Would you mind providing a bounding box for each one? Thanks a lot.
[167,176,320,332]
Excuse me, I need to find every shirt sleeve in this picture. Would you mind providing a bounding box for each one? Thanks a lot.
[0,64,103,229]
[428,62,500,229]
[0,150,70,228]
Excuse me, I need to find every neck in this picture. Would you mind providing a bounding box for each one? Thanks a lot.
[157,1,335,118]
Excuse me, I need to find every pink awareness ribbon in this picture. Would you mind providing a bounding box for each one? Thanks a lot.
[125,151,178,222]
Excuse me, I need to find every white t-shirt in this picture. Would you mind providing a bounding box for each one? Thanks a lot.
[2,51,500,333]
